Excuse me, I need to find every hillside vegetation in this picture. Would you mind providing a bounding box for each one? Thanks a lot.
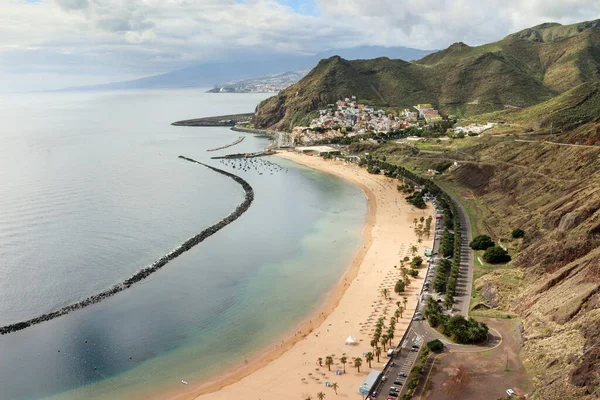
[255,19,600,130]
[351,134,600,399]
[471,82,600,131]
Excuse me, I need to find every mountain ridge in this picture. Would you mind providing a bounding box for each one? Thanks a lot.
[255,19,600,130]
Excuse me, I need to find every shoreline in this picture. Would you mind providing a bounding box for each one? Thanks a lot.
[161,151,434,400]
[164,153,377,400]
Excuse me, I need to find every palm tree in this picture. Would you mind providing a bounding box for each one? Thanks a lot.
[403,296,408,309]
[365,352,374,368]
[325,356,333,371]
[394,309,400,320]
[331,382,339,395]
[305,397,312,400]
[381,334,388,351]
[317,357,323,367]
[375,346,382,362]
[413,218,418,225]
[317,391,326,400]
[418,238,423,244]
[396,301,401,309]
[370,339,377,352]
[339,356,347,373]
[420,216,425,223]
[354,357,363,373]
[410,245,418,255]
[398,306,404,319]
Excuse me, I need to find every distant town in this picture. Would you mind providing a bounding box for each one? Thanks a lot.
[290,96,495,145]
[207,71,305,93]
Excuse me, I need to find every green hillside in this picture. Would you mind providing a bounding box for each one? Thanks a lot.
[255,19,600,130]
[472,82,600,130]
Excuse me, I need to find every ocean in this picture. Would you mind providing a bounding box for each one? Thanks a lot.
[0,89,366,399]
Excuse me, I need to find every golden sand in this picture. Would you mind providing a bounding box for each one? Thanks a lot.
[166,151,434,400]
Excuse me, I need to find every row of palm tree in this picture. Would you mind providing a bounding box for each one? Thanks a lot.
[316,355,365,373]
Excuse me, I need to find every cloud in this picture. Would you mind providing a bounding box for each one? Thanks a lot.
[0,0,599,91]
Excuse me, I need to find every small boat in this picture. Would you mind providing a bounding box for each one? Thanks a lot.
[181,380,188,385]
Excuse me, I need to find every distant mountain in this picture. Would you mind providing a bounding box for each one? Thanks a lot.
[60,45,435,92]
[255,19,600,130]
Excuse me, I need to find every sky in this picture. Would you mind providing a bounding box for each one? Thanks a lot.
[1,0,600,91]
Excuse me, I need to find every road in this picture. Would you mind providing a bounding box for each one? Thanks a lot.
[514,139,598,148]
[370,329,423,399]
[449,197,474,317]
[416,195,473,317]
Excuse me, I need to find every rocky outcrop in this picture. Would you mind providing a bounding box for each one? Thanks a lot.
[0,157,254,335]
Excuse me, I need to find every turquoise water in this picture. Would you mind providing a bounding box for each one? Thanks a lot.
[0,90,366,399]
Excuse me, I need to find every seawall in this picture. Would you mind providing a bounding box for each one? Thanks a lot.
[207,136,245,152]
[0,157,254,335]
[172,113,254,127]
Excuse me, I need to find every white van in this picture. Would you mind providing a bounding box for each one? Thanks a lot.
[387,349,394,357]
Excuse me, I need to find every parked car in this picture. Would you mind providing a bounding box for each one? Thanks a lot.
[389,386,399,392]
[398,372,408,377]
[393,380,403,385]
[506,389,515,397]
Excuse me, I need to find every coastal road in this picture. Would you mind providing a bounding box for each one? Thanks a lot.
[370,329,423,398]
[449,197,474,317]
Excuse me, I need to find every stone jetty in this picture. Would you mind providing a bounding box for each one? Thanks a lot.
[0,157,254,335]
[207,136,245,152]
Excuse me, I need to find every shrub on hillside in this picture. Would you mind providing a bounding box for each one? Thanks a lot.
[511,228,525,238]
[483,246,511,264]
[469,234,495,250]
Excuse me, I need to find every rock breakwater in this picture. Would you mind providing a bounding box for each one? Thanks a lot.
[0,157,254,335]
[207,136,245,152]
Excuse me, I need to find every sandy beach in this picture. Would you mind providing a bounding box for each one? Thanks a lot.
[168,151,434,400]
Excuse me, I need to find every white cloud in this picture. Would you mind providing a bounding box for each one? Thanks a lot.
[0,0,599,91]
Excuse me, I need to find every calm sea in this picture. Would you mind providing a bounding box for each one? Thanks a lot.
[0,89,366,400]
